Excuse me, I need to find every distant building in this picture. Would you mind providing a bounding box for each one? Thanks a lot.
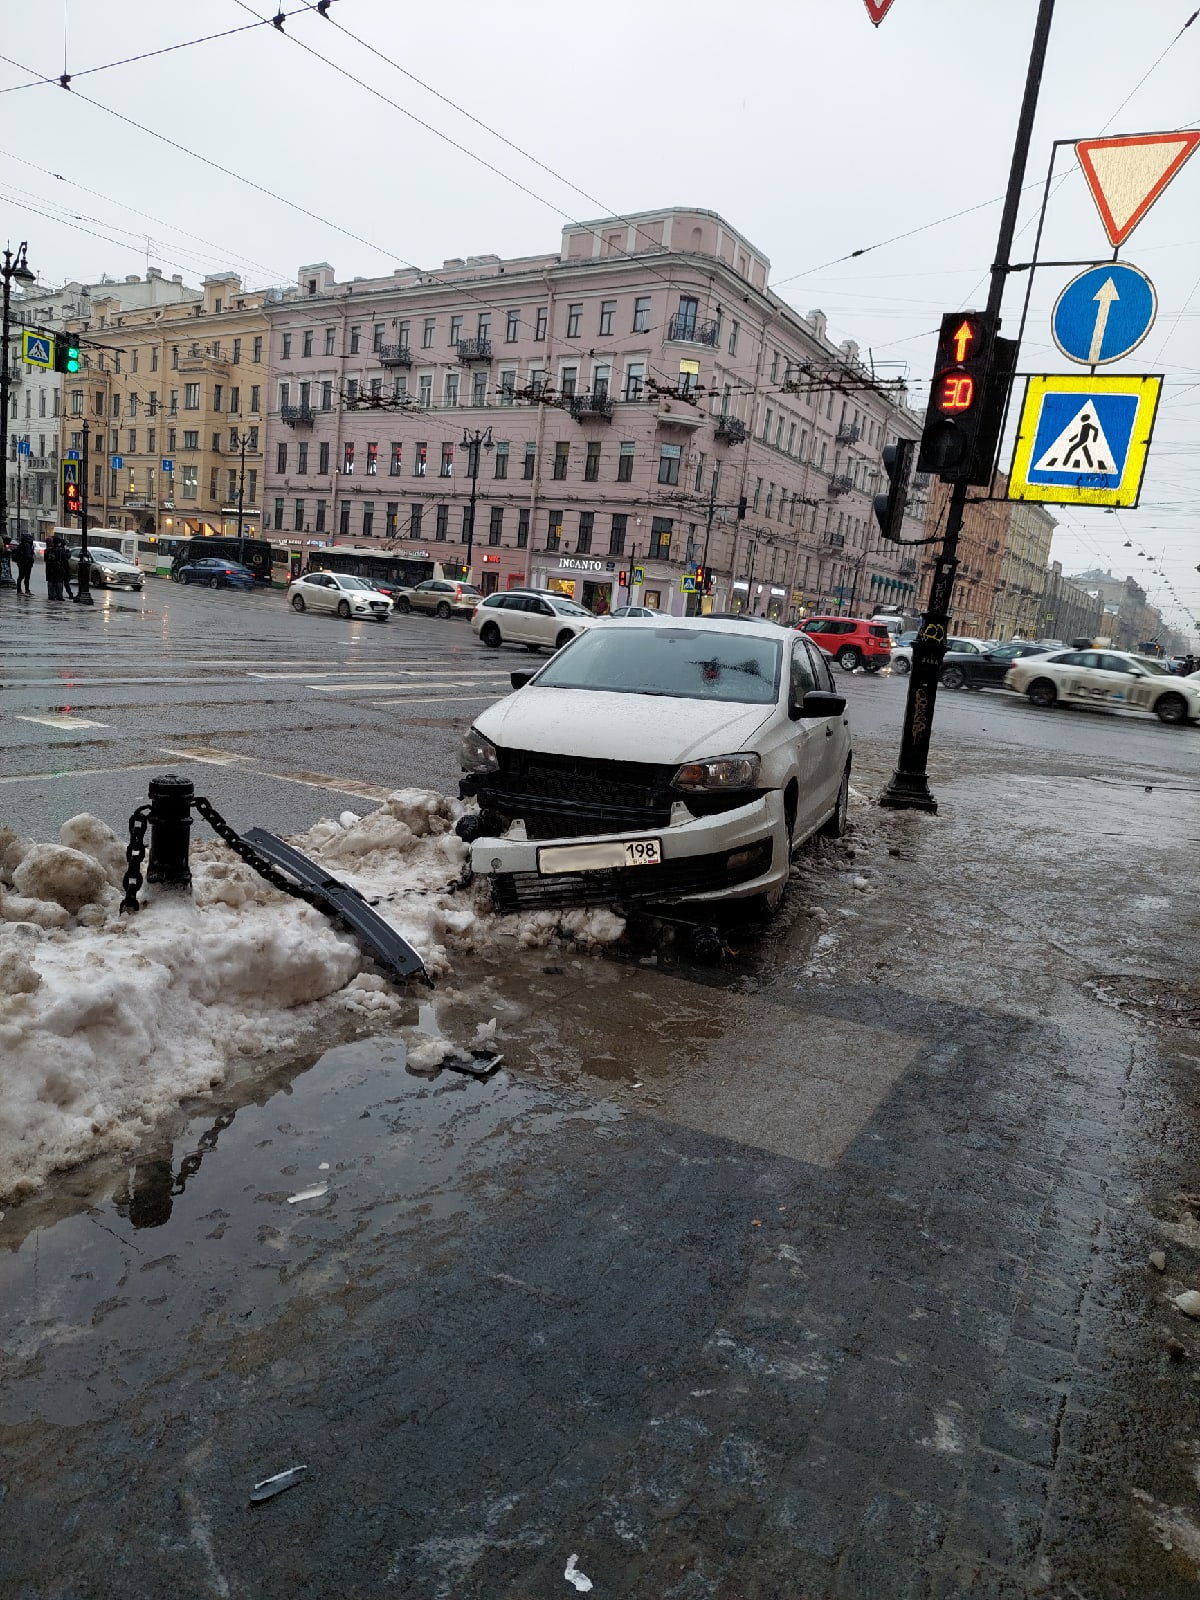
[1040,562,1103,643]
[261,209,931,616]
[993,500,1057,639]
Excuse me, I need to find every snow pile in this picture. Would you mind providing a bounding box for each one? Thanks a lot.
[0,795,625,1202]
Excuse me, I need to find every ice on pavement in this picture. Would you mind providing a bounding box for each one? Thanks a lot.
[0,791,625,1202]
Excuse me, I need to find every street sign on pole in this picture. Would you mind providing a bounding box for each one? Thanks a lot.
[66,449,81,461]
[863,0,897,22]
[60,460,80,495]
[1051,263,1156,366]
[631,565,645,586]
[1007,373,1161,507]
[111,456,123,471]
[161,457,174,473]
[680,574,697,593]
[17,438,30,456]
[1075,129,1200,248]
[22,332,51,368]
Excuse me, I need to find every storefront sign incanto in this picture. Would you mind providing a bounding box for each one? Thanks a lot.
[557,558,614,573]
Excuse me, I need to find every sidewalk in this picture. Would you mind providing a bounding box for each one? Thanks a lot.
[2,765,1200,1598]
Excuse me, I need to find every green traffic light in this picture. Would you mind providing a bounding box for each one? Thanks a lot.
[66,344,80,374]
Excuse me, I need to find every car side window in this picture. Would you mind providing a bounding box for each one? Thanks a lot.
[1056,651,1087,667]
[790,643,816,702]
[1079,652,1104,670]
[533,599,553,616]
[805,640,836,693]
[1102,654,1134,673]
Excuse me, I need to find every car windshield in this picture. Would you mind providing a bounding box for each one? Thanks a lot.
[548,597,591,616]
[336,576,377,591]
[532,627,782,704]
[88,549,125,563]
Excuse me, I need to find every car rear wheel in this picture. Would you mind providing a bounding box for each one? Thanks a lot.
[436,601,452,619]
[480,622,502,648]
[179,572,191,585]
[892,656,910,675]
[1155,691,1188,725]
[941,665,966,690]
[1027,677,1057,708]
[337,599,351,618]
[395,596,411,614]
[837,646,860,671]
[555,629,575,650]
[208,577,220,590]
[291,593,305,612]
[820,763,851,838]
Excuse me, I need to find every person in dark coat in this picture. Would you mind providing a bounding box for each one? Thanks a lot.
[45,536,66,601]
[15,530,35,595]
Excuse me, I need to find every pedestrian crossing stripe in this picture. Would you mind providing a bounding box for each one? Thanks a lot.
[1007,373,1162,508]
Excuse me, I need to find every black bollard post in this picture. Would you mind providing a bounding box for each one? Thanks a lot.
[145,774,195,888]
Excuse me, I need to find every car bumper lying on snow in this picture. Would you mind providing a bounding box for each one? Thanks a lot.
[469,792,788,912]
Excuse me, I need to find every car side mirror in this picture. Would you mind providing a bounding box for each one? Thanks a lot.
[510,671,533,690]
[791,689,846,721]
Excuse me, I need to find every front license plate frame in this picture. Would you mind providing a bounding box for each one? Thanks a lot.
[537,837,663,874]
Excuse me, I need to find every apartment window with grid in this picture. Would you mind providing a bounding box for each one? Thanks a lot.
[546,511,562,551]
[349,326,361,355]
[651,516,672,559]
[487,507,503,545]
[297,441,308,474]
[529,367,545,397]
[523,442,536,479]
[148,427,156,452]
[576,511,594,554]
[763,407,773,442]
[279,380,291,410]
[397,321,410,352]
[317,380,330,412]
[250,385,261,412]
[534,307,547,341]
[608,513,627,556]
[127,429,136,453]
[370,324,384,354]
[346,379,358,403]
[415,442,427,476]
[362,502,374,537]
[71,389,83,415]
[294,499,305,531]
[566,303,582,339]
[560,366,578,398]
[471,370,487,406]
[552,441,569,480]
[171,346,180,369]
[318,440,329,473]
[409,503,423,539]
[422,318,436,349]
[281,333,292,360]
[623,362,644,402]
[277,442,288,473]
[440,442,454,477]
[272,495,283,528]
[418,375,432,406]
[247,468,257,502]
[658,443,681,486]
[445,315,461,347]
[321,327,334,356]
[435,505,448,541]
[168,427,177,451]
[458,505,472,545]
[315,498,326,531]
[593,363,611,399]
[339,501,351,535]
[753,476,762,512]
[765,483,774,518]
[390,441,402,475]
[445,373,459,407]
[299,380,312,410]
[493,441,509,479]
[184,383,200,409]
[632,296,651,333]
[584,441,600,482]
[342,442,355,474]
[366,442,378,475]
[386,501,399,537]
[617,441,634,482]
[598,300,616,337]
[517,507,529,548]
[506,308,520,342]
[302,330,313,359]
[499,369,516,405]
[393,375,408,401]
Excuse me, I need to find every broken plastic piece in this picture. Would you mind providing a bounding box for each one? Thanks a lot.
[286,1182,328,1204]
[250,1464,308,1503]
[443,1049,504,1079]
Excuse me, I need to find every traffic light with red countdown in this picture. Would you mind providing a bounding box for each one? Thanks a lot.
[917,311,1012,486]
[64,481,82,517]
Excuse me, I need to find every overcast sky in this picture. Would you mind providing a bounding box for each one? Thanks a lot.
[3,0,1198,634]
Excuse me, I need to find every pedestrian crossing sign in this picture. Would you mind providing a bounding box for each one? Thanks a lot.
[1008,373,1161,507]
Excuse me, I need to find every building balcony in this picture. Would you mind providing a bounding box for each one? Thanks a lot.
[569,392,614,422]
[899,561,916,577]
[655,407,704,431]
[281,406,314,428]
[827,474,854,497]
[378,344,412,367]
[715,415,747,445]
[825,533,846,548]
[836,423,862,444]
[457,338,493,363]
[666,316,720,346]
[123,495,154,509]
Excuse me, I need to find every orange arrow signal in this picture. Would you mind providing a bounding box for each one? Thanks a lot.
[952,321,975,362]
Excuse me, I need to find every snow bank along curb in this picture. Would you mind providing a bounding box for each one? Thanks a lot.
[0,792,624,1204]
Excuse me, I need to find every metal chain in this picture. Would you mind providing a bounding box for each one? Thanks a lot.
[192,795,324,909]
[119,805,152,914]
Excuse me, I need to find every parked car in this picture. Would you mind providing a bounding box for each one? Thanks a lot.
[796,616,892,673]
[68,546,143,591]
[471,590,597,652]
[890,635,986,676]
[172,556,256,591]
[1005,648,1200,724]
[606,605,659,619]
[288,570,392,621]
[460,618,851,917]
[392,578,482,618]
[939,641,1053,690]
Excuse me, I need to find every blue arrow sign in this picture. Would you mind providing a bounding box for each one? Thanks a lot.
[17,438,30,456]
[111,456,123,470]
[1052,263,1156,366]
[66,449,81,461]
[161,457,174,473]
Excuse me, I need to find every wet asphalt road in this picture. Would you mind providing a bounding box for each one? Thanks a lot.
[4,581,1200,1597]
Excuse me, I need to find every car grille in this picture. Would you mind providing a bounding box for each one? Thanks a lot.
[489,840,773,911]
[476,750,676,841]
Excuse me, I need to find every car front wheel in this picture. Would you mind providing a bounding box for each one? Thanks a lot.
[291,593,306,612]
[480,622,501,648]
[1027,678,1057,708]
[337,599,351,618]
[436,601,452,619]
[892,656,911,675]
[821,763,851,838]
[395,596,411,614]
[208,577,220,590]
[179,572,191,585]
[1155,692,1188,725]
[555,629,575,650]
[837,646,860,671]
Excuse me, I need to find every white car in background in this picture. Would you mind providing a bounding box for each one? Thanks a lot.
[289,570,392,621]
[1006,647,1200,725]
[471,590,597,652]
[459,617,851,917]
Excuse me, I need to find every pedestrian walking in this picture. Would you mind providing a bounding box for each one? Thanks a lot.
[15,529,34,595]
[44,535,68,601]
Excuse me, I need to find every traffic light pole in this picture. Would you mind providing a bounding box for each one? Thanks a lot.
[74,420,93,606]
[881,0,1055,812]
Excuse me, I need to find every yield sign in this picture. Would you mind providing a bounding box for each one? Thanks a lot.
[863,0,896,24]
[1076,130,1200,248]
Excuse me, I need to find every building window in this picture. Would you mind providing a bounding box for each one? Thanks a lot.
[499,370,516,405]
[546,512,562,551]
[435,505,449,541]
[460,505,473,544]
[523,442,536,480]
[632,296,651,333]
[488,506,503,545]
[315,498,326,531]
[624,362,644,402]
[339,501,351,535]
[694,450,706,493]
[390,441,402,475]
[371,324,384,354]
[658,444,681,486]
[228,386,239,415]
[448,315,463,346]
[560,366,578,398]
[418,374,432,406]
[584,441,600,482]
[294,499,305,531]
[753,477,762,511]
[127,429,136,453]
[362,502,374,537]
[179,463,198,500]
[346,379,358,403]
[506,308,519,342]
[148,427,156,452]
[277,442,288,473]
[593,363,611,400]
[343,442,355,474]
[366,442,378,475]
[609,513,627,555]
[279,381,291,410]
[349,326,361,355]
[422,318,436,349]
[297,442,308,473]
[281,333,292,359]
[302,330,313,358]
[445,373,459,408]
[171,346,179,369]
[415,442,427,476]
[576,511,594,554]
[253,336,263,363]
[553,441,569,480]
[440,442,454,477]
[534,307,547,341]
[319,380,331,412]
[763,407,773,442]
[471,371,487,406]
[184,383,200,409]
[728,320,740,357]
[516,508,529,548]
[598,300,616,337]
[529,367,545,397]
[183,430,200,449]
[409,503,423,539]
[247,468,257,502]
[71,389,83,415]
[651,516,672,559]
[566,303,582,339]
[617,441,634,482]
[765,483,775,518]
[272,495,284,528]
[168,427,177,451]
[386,501,399,537]
[319,440,330,473]
[250,385,261,412]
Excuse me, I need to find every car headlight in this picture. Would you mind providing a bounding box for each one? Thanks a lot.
[460,727,500,775]
[672,753,761,792]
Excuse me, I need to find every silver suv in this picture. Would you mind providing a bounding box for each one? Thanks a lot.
[470,590,596,652]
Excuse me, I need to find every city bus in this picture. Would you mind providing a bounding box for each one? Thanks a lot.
[298,547,468,598]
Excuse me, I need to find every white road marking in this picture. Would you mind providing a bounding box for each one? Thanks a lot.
[14,713,109,729]
[372,694,504,707]
[158,748,245,765]
[0,761,168,785]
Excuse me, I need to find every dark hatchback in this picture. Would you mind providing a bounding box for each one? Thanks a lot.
[940,641,1052,689]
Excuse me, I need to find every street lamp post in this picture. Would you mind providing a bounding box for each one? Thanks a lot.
[0,242,35,582]
[233,429,249,565]
[461,426,493,582]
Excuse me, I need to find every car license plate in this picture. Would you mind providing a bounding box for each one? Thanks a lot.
[537,837,662,874]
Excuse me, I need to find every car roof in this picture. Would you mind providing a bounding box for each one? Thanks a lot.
[618,614,792,638]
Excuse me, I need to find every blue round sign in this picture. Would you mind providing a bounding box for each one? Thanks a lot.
[1051,262,1157,366]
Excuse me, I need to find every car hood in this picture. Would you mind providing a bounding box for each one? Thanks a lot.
[92,559,140,573]
[475,686,776,764]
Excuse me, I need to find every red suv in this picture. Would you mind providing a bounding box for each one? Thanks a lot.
[798,616,893,673]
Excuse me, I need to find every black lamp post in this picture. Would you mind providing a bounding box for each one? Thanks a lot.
[1,242,35,576]
[461,425,493,581]
[232,429,250,565]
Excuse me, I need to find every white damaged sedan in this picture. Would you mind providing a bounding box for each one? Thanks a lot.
[458,617,852,916]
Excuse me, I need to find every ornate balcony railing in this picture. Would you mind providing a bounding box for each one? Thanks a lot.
[827,473,854,497]
[378,344,413,367]
[715,415,747,444]
[836,423,862,444]
[457,338,493,363]
[569,392,614,422]
[281,406,314,428]
[825,532,846,548]
[667,316,720,346]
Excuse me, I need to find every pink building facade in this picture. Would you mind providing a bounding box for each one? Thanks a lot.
[262,209,929,618]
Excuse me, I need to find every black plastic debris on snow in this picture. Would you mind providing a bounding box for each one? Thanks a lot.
[249,1464,308,1505]
[244,828,428,984]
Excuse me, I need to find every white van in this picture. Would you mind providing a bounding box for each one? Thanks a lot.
[56,528,143,570]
